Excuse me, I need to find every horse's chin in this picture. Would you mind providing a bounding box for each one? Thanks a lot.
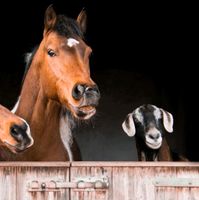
[72,105,96,120]
[3,141,26,154]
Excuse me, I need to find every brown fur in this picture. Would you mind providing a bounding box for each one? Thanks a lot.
[0,105,32,154]
[2,6,99,161]
[158,139,189,161]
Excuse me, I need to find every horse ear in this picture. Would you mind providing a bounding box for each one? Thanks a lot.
[160,108,174,133]
[122,113,136,137]
[44,4,57,35]
[77,9,87,34]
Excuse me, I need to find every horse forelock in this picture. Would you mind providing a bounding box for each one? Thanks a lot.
[53,15,84,39]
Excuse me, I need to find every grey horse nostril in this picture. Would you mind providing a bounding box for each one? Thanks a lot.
[77,85,85,94]
[72,84,100,101]
[20,122,28,132]
[11,124,31,146]
[72,84,85,100]
[10,125,23,142]
[86,85,100,96]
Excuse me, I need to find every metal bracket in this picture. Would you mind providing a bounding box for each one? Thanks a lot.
[28,176,109,192]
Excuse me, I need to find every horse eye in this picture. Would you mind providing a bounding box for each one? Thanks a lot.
[47,49,56,57]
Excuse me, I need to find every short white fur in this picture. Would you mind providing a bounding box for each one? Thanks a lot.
[67,38,79,47]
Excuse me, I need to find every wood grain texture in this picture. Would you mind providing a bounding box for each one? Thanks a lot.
[0,162,198,200]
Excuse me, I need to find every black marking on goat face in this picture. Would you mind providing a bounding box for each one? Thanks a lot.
[134,104,164,150]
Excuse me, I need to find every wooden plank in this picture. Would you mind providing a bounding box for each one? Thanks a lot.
[154,167,178,200]
[0,166,17,200]
[1,161,199,167]
[190,188,199,200]
[0,162,70,167]
[71,161,199,167]
[71,164,199,200]
[16,166,70,200]
[155,187,177,200]
[154,166,199,200]
[154,177,199,187]
[0,162,199,200]
[176,166,199,200]
[70,166,110,200]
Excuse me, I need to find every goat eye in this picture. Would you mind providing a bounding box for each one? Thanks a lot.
[47,49,56,57]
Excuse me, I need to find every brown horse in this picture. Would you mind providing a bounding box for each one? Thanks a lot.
[7,5,100,161]
[0,104,33,157]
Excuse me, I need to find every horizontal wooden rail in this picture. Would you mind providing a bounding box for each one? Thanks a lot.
[0,161,199,167]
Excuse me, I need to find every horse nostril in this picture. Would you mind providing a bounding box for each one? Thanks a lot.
[10,125,23,142]
[72,84,86,100]
[85,85,100,96]
[21,122,28,132]
[72,84,100,101]
[89,85,100,94]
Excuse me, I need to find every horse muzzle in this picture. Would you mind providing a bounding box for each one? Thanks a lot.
[7,123,34,153]
[71,84,100,119]
[72,84,100,102]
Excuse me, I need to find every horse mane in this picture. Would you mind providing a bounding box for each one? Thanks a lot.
[53,15,84,39]
[23,46,39,81]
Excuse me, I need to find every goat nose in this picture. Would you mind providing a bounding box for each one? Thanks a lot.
[149,133,161,140]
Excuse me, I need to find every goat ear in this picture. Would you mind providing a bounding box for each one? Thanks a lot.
[122,113,136,137]
[160,108,174,133]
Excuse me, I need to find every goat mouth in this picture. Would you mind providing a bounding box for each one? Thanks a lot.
[146,141,162,149]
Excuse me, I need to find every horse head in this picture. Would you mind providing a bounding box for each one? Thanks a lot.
[35,5,100,120]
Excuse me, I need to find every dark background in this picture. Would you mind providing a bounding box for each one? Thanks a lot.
[0,1,197,161]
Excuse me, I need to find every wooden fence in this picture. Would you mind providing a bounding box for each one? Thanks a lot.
[0,162,199,200]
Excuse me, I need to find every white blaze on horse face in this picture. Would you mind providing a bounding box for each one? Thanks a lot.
[67,38,79,47]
